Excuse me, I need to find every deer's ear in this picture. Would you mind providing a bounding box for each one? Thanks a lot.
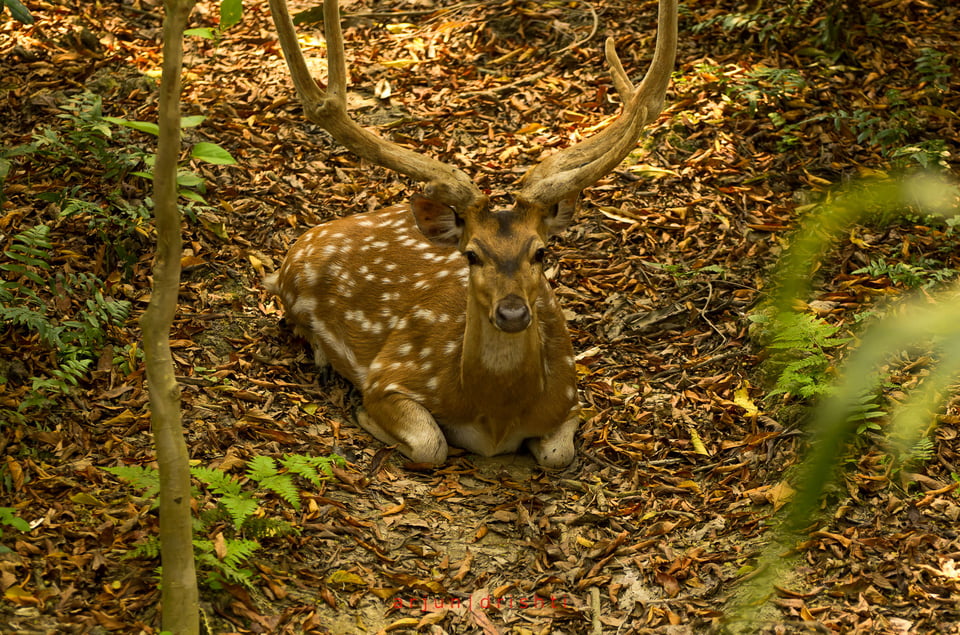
[411,194,463,246]
[542,192,579,238]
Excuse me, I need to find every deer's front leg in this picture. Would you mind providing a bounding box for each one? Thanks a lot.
[528,408,579,469]
[357,392,448,465]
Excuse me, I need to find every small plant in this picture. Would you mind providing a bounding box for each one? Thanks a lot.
[29,92,147,180]
[0,507,30,554]
[853,257,958,289]
[846,391,886,436]
[890,139,951,172]
[729,66,806,115]
[0,225,132,411]
[183,0,242,41]
[914,47,951,96]
[751,310,850,400]
[104,453,345,589]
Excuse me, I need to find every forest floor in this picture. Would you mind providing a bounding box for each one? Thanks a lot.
[2,0,960,633]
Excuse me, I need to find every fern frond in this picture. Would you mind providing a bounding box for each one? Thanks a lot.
[257,474,301,510]
[246,455,279,481]
[242,516,299,539]
[191,466,242,497]
[281,453,345,488]
[103,465,161,499]
[219,494,259,530]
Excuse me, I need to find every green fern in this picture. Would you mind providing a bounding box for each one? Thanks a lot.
[103,452,341,590]
[845,392,887,435]
[1,226,132,410]
[194,538,260,589]
[127,536,161,560]
[242,516,299,539]
[191,466,243,497]
[752,311,850,400]
[280,453,345,488]
[247,456,301,510]
[191,467,257,529]
[102,465,161,500]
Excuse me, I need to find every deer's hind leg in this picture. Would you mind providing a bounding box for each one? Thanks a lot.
[357,392,448,465]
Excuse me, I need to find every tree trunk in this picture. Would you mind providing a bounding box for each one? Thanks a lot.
[141,0,199,633]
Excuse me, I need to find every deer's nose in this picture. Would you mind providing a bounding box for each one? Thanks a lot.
[494,294,531,333]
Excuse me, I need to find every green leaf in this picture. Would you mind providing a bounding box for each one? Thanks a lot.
[3,0,34,24]
[176,171,204,188]
[181,115,206,128]
[220,0,243,30]
[179,189,208,204]
[0,507,31,532]
[104,117,160,136]
[191,142,236,165]
[132,170,154,181]
[184,27,217,40]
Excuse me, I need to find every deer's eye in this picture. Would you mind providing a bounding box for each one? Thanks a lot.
[533,247,547,264]
[464,250,481,266]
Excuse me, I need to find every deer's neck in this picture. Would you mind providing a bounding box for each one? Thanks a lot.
[460,296,545,390]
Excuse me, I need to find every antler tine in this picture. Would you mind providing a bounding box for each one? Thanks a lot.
[518,0,678,209]
[268,0,483,212]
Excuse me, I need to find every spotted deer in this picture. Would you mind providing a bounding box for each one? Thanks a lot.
[264,0,677,467]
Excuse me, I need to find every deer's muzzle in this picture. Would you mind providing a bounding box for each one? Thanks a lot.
[494,294,531,333]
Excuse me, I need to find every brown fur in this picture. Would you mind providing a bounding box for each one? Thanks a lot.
[269,198,579,468]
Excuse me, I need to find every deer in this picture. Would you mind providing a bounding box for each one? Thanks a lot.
[264,0,677,468]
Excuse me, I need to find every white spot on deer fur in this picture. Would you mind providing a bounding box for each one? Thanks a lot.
[363,320,384,335]
[565,385,576,401]
[371,241,389,250]
[384,263,397,272]
[292,295,318,317]
[310,317,361,381]
[414,308,436,321]
[427,376,439,391]
[444,340,459,355]
[413,279,429,290]
[397,343,412,357]
[382,383,425,403]
[364,273,378,283]
[370,358,384,372]
[418,347,432,359]
[435,270,450,279]
[321,243,340,257]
